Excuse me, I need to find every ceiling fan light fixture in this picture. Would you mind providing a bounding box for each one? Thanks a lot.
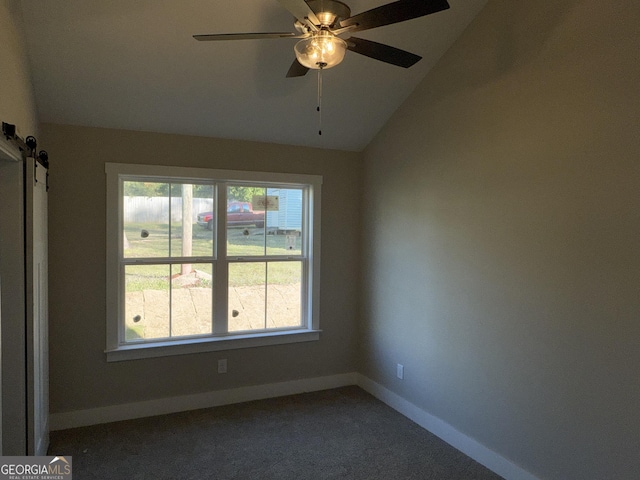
[317,11,337,26]
[294,31,347,70]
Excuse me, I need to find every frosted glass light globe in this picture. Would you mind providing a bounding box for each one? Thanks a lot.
[294,31,347,70]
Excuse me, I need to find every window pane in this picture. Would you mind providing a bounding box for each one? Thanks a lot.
[123,181,170,258]
[228,262,266,332]
[124,264,214,342]
[170,264,213,337]
[172,184,214,257]
[267,262,302,328]
[228,261,302,332]
[266,188,303,256]
[125,264,170,341]
[227,186,266,257]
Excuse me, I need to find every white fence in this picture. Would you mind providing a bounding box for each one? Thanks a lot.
[124,197,214,223]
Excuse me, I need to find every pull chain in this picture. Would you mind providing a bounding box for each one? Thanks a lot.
[317,65,325,136]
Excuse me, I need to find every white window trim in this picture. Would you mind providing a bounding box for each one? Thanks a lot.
[105,163,322,362]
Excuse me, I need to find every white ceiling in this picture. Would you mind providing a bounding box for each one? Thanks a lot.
[18,0,487,151]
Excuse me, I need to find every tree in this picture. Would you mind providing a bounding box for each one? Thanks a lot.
[123,181,164,197]
[124,182,213,198]
[228,186,265,204]
[193,184,213,198]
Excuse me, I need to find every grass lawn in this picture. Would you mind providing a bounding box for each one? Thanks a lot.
[123,222,302,291]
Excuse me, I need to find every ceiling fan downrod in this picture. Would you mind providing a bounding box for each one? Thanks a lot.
[317,66,325,135]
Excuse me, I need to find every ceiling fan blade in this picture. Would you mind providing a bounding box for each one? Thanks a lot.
[340,0,450,33]
[194,32,300,41]
[286,58,310,77]
[347,37,421,68]
[277,0,320,25]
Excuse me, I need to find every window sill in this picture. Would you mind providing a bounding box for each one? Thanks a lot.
[105,329,321,362]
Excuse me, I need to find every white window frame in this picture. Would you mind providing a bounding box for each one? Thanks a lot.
[105,163,322,362]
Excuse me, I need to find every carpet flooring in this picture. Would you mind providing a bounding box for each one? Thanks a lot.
[49,386,504,479]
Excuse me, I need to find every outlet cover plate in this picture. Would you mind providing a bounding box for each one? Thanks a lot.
[218,359,228,374]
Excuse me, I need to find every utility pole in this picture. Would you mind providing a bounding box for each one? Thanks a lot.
[181,184,193,275]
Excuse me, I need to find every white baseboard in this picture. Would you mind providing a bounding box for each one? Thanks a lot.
[50,371,537,480]
[356,374,539,480]
[50,372,358,431]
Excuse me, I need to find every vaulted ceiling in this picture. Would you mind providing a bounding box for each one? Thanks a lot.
[19,0,487,151]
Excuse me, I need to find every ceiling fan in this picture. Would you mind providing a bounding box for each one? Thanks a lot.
[193,0,451,77]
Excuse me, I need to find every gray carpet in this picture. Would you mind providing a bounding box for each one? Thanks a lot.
[49,386,503,479]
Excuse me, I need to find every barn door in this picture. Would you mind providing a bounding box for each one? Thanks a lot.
[26,158,49,456]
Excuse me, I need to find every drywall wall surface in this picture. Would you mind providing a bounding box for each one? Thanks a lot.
[0,0,38,455]
[361,1,640,479]
[0,0,38,136]
[41,123,362,414]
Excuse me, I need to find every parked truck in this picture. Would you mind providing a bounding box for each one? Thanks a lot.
[197,201,264,230]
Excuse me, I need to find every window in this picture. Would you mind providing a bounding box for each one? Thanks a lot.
[105,163,322,361]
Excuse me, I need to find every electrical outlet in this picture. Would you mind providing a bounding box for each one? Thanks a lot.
[217,359,227,374]
[396,364,404,380]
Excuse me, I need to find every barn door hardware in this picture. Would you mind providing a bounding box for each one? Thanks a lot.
[2,122,33,156]
[26,136,50,190]
[2,123,50,190]
[38,151,49,191]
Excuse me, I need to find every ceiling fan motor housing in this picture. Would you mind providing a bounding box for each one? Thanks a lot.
[306,0,351,27]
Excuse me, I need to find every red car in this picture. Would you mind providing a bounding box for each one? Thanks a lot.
[197,202,265,230]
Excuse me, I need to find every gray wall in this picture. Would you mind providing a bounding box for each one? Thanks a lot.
[0,0,39,454]
[360,1,640,479]
[40,123,361,414]
[0,0,38,136]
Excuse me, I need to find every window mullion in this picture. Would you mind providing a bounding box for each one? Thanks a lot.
[226,255,301,262]
[213,184,228,334]
[168,184,173,337]
[264,262,269,330]
[122,257,214,265]
[116,178,125,346]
